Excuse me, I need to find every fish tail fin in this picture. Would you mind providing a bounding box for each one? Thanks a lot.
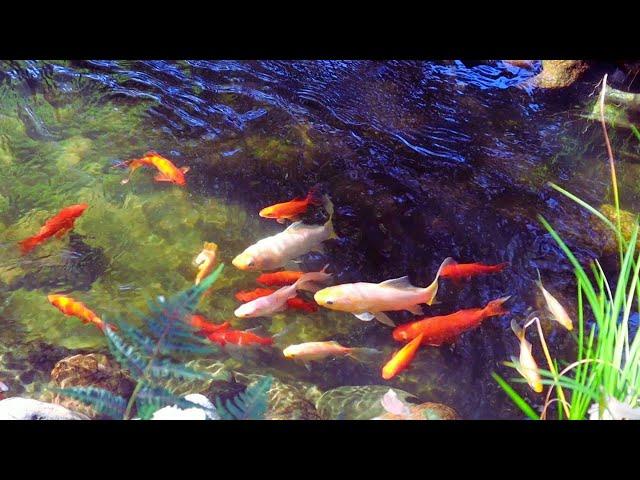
[322,195,339,240]
[510,319,524,341]
[18,236,40,255]
[110,159,130,169]
[347,347,383,363]
[484,296,511,317]
[535,268,543,288]
[294,267,333,292]
[495,262,509,272]
[307,186,324,206]
[424,257,456,305]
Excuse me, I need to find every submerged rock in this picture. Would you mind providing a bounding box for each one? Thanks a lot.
[531,60,591,89]
[234,373,320,420]
[374,402,460,420]
[50,353,135,419]
[315,385,419,420]
[595,204,639,255]
[0,397,89,420]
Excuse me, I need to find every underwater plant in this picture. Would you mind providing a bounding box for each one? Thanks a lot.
[55,263,271,420]
[494,75,640,420]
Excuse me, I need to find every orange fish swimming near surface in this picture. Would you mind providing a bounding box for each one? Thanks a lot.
[18,203,88,255]
[47,294,115,332]
[189,314,230,334]
[205,327,274,347]
[259,189,322,223]
[256,270,305,287]
[120,151,190,186]
[440,261,508,281]
[392,296,511,346]
[382,333,424,380]
[235,288,276,303]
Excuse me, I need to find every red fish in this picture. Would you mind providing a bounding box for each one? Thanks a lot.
[235,288,276,303]
[189,314,230,334]
[120,151,190,186]
[392,296,511,346]
[47,294,116,332]
[18,203,88,254]
[382,333,424,380]
[440,261,508,281]
[256,270,305,287]
[206,328,273,347]
[258,189,322,223]
[286,296,318,313]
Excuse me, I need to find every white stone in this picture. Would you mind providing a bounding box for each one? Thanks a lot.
[150,394,219,420]
[0,397,90,420]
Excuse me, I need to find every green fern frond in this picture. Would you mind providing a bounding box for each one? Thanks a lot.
[135,386,207,420]
[54,386,127,420]
[148,358,216,381]
[104,326,147,378]
[215,376,273,420]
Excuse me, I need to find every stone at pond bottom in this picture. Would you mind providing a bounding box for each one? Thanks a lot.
[232,373,321,420]
[151,394,220,420]
[0,397,90,420]
[315,385,420,420]
[50,353,135,419]
[530,60,591,89]
[373,402,460,420]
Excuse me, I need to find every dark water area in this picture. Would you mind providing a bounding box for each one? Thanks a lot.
[1,60,639,419]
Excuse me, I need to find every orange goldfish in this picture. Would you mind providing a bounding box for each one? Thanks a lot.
[382,333,424,380]
[259,189,322,223]
[18,203,88,255]
[392,296,510,346]
[47,294,115,332]
[189,314,230,334]
[440,261,508,281]
[286,296,318,313]
[194,242,219,286]
[206,328,273,347]
[256,270,305,286]
[120,151,190,186]
[235,288,276,303]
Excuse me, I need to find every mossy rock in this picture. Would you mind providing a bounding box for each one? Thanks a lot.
[315,385,419,420]
[596,204,639,255]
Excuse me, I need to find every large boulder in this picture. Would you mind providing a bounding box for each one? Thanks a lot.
[531,60,591,89]
[0,397,89,420]
[50,353,135,418]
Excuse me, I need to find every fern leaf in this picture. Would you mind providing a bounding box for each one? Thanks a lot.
[104,325,147,378]
[54,386,127,420]
[148,357,216,381]
[215,376,272,420]
[135,386,207,419]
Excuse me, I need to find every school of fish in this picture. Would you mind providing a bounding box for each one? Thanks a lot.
[15,152,575,404]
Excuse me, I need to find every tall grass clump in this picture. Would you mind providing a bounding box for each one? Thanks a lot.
[494,74,640,420]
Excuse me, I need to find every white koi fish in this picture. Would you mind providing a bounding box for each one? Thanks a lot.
[510,318,543,393]
[232,197,337,271]
[536,271,573,331]
[234,269,332,318]
[282,341,381,363]
[313,257,455,327]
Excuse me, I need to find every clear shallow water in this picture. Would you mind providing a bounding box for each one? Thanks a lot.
[1,60,639,419]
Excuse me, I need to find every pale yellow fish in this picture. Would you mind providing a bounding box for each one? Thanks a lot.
[313,257,455,327]
[537,275,573,331]
[588,395,640,420]
[232,196,336,271]
[234,269,332,318]
[510,319,543,393]
[194,242,218,286]
[282,341,380,362]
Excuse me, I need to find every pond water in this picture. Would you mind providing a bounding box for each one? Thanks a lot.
[1,60,639,419]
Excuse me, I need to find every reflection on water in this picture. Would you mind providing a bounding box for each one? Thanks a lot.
[1,60,638,419]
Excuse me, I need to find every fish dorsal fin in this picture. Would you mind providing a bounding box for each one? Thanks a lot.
[379,276,413,289]
[510,318,524,341]
[284,221,305,232]
[326,340,343,348]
